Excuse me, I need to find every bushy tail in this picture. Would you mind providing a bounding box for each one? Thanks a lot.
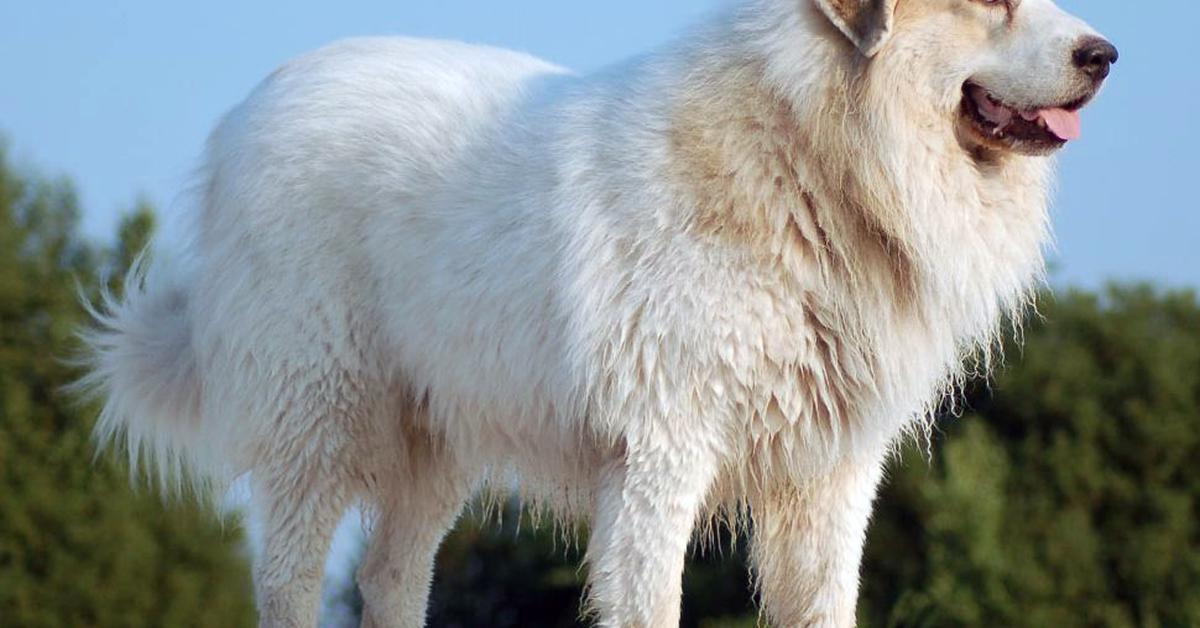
[75,256,209,496]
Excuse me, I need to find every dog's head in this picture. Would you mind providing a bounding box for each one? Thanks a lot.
[813,0,1116,157]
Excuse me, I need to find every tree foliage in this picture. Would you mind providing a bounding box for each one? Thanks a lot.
[862,287,1200,628]
[0,144,255,627]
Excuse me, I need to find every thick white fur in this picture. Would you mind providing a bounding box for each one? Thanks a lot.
[80,0,1109,626]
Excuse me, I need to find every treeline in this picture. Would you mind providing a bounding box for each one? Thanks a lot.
[2,142,1197,627]
[0,145,254,627]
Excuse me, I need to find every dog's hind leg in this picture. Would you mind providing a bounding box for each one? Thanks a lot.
[250,462,353,628]
[584,430,722,628]
[243,362,376,628]
[356,426,472,628]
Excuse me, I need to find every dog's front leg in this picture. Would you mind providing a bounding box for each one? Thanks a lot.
[749,450,887,628]
[584,429,721,627]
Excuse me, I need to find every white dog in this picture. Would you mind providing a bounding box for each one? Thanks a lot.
[80,0,1116,625]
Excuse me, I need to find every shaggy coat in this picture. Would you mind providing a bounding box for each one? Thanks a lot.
[80,0,1114,625]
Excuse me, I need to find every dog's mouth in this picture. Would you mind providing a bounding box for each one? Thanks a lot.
[958,82,1091,157]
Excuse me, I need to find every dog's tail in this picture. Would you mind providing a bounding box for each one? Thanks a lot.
[74,254,211,495]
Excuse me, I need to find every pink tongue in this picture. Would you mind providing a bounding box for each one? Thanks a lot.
[1037,108,1082,141]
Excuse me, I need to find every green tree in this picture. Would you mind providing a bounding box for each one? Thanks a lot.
[0,143,255,627]
[424,503,756,628]
[862,286,1200,628]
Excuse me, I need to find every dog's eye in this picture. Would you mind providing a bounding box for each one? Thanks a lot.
[973,0,1014,16]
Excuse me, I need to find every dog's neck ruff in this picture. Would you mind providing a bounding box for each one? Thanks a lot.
[656,1,1053,442]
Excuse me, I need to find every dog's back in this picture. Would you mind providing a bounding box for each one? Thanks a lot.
[208,37,564,208]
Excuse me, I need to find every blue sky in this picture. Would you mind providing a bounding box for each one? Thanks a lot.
[2,1,1195,288]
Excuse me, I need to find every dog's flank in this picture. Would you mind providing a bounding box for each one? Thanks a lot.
[78,0,1114,626]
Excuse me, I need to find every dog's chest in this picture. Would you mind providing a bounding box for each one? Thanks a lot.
[678,206,1035,457]
[669,258,896,447]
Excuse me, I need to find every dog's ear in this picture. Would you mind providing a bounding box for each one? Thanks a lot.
[812,0,897,58]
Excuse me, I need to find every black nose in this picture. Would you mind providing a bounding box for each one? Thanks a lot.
[1073,37,1119,81]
